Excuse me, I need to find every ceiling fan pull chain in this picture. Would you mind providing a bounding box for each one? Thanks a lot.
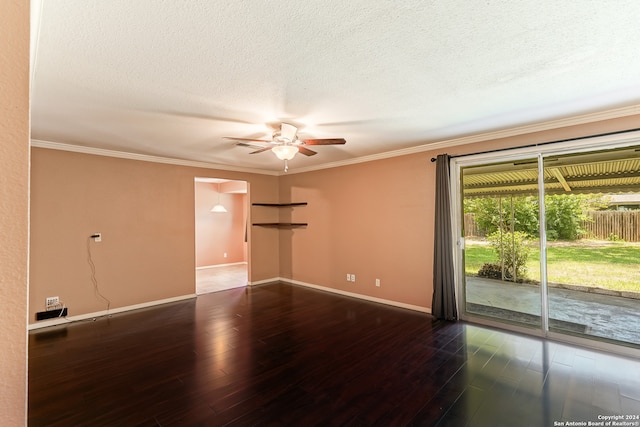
[284,159,289,172]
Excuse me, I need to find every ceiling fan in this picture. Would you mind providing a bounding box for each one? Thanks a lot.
[225,123,346,171]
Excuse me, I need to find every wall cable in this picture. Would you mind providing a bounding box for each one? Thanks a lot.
[87,236,111,315]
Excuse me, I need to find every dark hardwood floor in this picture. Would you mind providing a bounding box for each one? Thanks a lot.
[29,283,640,426]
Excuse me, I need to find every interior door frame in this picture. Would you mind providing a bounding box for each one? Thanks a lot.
[449,129,640,358]
[194,177,250,295]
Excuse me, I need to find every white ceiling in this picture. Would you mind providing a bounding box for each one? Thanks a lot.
[30,1,640,174]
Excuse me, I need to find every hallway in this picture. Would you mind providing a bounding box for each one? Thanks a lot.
[196,263,247,294]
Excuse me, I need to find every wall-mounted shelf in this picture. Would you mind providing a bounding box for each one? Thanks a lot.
[251,202,308,227]
[252,202,308,207]
[252,222,308,227]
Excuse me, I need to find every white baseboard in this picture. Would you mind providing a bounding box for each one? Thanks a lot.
[250,277,430,314]
[29,279,429,331]
[196,262,247,270]
[248,277,282,286]
[28,294,197,330]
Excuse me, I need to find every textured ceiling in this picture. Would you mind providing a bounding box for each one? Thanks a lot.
[30,0,640,174]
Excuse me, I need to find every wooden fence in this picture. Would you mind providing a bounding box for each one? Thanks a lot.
[464,214,481,238]
[581,211,640,242]
[464,211,640,242]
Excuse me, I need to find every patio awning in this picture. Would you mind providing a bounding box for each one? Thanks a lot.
[463,145,640,197]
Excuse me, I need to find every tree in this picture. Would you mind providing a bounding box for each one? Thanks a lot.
[544,195,581,240]
[465,194,607,241]
[464,196,538,237]
[544,194,604,240]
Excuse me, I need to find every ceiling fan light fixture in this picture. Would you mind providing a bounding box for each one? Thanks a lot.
[272,145,299,160]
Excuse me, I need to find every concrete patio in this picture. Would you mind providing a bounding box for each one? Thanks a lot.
[465,276,640,346]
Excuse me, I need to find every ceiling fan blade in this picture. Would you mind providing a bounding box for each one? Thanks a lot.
[236,142,265,149]
[224,137,273,143]
[300,138,346,145]
[249,147,274,154]
[297,146,317,156]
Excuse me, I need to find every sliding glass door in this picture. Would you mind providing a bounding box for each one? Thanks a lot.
[544,147,640,347]
[455,139,640,351]
[461,158,542,330]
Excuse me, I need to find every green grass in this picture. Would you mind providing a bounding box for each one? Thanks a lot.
[465,240,640,293]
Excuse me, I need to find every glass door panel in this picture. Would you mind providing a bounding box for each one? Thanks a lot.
[462,158,542,329]
[544,147,640,347]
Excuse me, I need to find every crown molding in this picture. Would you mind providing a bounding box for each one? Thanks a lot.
[30,140,280,176]
[32,104,640,176]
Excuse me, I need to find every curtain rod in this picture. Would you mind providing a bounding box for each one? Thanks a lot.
[429,127,640,162]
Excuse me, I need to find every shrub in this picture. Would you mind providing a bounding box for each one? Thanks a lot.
[545,229,559,241]
[477,263,503,279]
[544,195,589,240]
[608,233,624,242]
[487,231,531,281]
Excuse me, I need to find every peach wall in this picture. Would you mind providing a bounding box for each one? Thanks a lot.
[30,148,279,324]
[279,154,436,308]
[195,181,247,267]
[0,0,29,423]
[279,113,640,311]
[29,114,640,323]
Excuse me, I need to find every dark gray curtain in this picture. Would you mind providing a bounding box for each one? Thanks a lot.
[431,154,458,320]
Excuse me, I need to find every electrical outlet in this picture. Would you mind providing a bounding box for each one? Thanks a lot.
[350,274,356,282]
[376,278,381,287]
[346,273,351,281]
[46,296,59,309]
[92,233,102,242]
[224,252,227,258]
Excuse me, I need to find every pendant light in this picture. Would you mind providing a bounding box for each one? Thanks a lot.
[210,182,227,213]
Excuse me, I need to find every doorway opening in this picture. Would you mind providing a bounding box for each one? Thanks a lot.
[194,178,249,294]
